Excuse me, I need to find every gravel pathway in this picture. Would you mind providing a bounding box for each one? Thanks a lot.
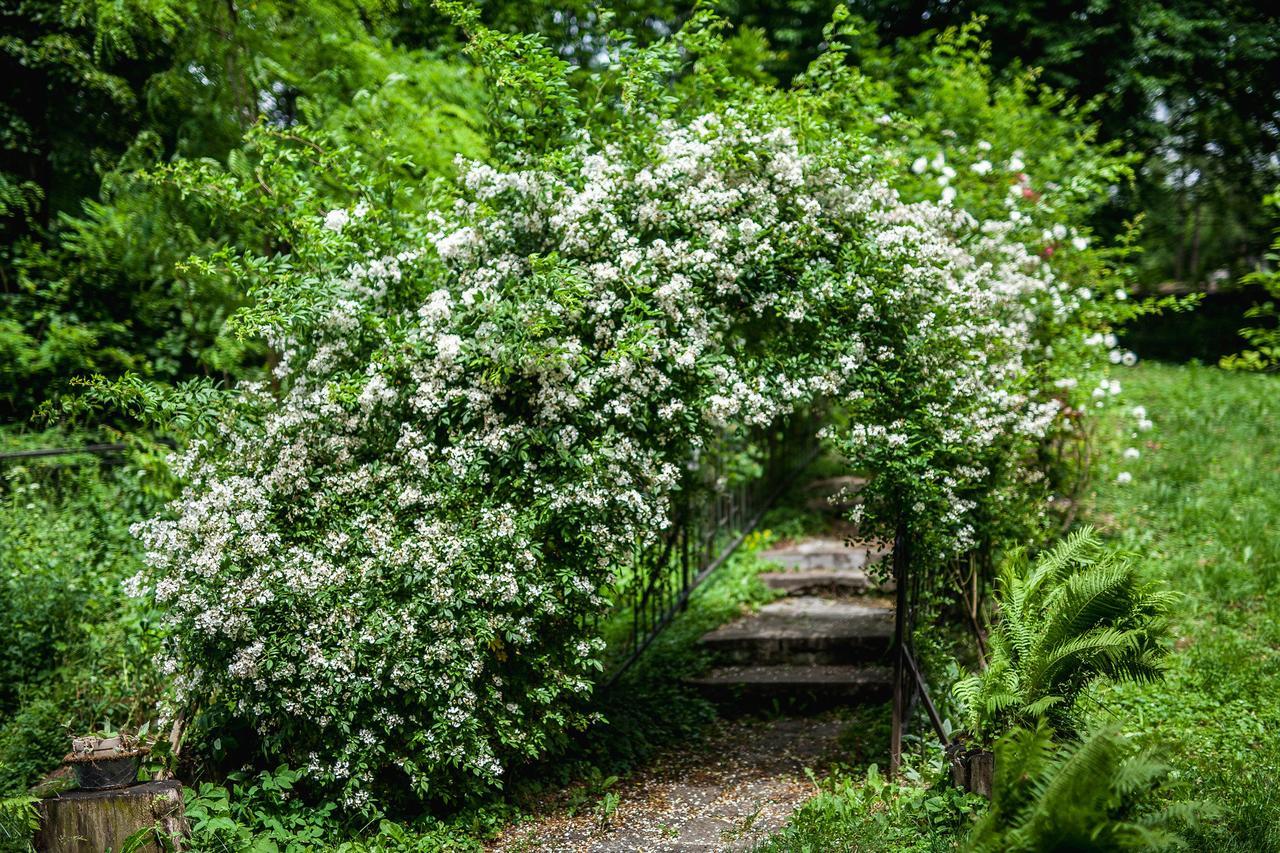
[489,714,847,852]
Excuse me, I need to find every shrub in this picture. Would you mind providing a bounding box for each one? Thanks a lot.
[0,461,140,713]
[125,13,1133,811]
[791,12,1148,569]
[967,722,1197,852]
[953,528,1173,742]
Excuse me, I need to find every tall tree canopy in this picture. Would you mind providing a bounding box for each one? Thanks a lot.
[721,0,1280,287]
[4,0,1275,426]
[0,0,485,419]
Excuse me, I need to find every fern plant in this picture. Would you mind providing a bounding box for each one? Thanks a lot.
[968,723,1198,852]
[0,796,37,853]
[955,528,1174,741]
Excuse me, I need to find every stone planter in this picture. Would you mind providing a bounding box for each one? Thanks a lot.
[35,734,187,851]
[64,735,148,791]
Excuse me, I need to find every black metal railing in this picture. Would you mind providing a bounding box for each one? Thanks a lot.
[598,412,821,687]
[0,439,175,464]
[889,525,957,774]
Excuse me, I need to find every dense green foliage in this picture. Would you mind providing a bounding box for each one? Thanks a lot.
[954,529,1173,742]
[2,0,1277,846]
[968,722,1193,852]
[1221,189,1280,372]
[767,364,1279,851]
[0,450,167,796]
[0,0,485,420]
[5,0,1272,427]
[0,796,37,853]
[755,762,984,853]
[724,0,1280,288]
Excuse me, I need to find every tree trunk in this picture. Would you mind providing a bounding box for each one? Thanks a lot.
[35,781,186,852]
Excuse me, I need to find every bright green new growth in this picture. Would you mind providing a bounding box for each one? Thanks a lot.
[955,528,1174,741]
[0,796,38,853]
[967,722,1197,852]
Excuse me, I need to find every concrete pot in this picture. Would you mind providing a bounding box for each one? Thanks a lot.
[64,735,148,790]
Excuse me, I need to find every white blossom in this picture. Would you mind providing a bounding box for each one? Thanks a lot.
[324,209,351,232]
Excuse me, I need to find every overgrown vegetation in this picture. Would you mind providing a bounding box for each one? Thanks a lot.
[2,0,1278,847]
[81,6,1139,817]
[755,761,985,853]
[954,529,1173,741]
[0,447,167,796]
[967,722,1196,852]
[765,364,1279,851]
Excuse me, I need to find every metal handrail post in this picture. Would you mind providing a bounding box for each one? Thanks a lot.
[889,520,909,776]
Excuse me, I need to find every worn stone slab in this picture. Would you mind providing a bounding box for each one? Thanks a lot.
[36,780,186,852]
[688,663,893,709]
[759,538,889,572]
[699,596,894,665]
[758,567,876,596]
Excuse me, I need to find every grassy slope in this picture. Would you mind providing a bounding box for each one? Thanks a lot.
[1086,362,1280,851]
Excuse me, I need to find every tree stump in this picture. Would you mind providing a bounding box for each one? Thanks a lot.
[35,780,186,852]
[948,747,995,798]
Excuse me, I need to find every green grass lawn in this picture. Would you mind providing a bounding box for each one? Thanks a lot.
[1086,362,1280,851]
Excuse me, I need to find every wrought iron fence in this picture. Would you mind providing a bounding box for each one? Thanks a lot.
[889,526,957,773]
[598,411,822,687]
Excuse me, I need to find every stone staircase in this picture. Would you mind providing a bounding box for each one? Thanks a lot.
[690,537,896,709]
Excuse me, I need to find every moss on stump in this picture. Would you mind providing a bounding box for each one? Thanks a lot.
[35,780,185,852]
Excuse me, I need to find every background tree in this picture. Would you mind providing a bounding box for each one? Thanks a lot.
[720,0,1280,289]
[0,0,485,422]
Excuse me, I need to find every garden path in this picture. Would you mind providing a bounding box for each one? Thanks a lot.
[489,713,846,852]
[490,529,895,851]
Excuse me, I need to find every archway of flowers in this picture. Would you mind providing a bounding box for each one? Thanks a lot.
[130,18,1131,810]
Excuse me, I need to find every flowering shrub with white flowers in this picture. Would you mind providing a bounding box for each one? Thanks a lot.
[128,15,1143,810]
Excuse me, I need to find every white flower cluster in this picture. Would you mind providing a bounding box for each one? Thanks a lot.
[132,109,1094,806]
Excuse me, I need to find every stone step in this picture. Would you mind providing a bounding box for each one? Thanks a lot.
[759,538,889,572]
[688,663,893,710]
[758,567,876,597]
[802,475,868,513]
[698,596,894,665]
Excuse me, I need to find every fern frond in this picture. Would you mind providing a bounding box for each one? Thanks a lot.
[1040,561,1134,645]
[962,529,1172,738]
[967,725,1197,852]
